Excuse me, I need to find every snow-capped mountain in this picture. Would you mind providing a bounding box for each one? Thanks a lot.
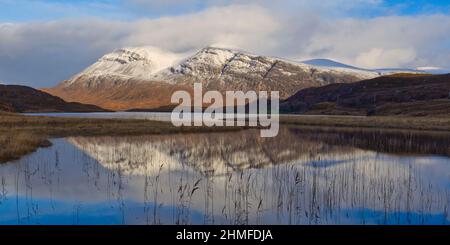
[66,46,184,87]
[64,46,379,88]
[158,47,379,91]
[44,46,426,111]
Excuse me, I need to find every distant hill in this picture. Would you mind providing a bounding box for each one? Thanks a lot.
[301,58,428,75]
[0,84,107,113]
[280,74,450,116]
[301,59,368,71]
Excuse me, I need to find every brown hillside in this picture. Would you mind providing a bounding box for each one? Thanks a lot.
[280,74,450,116]
[0,84,107,113]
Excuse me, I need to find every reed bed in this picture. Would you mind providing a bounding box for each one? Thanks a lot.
[2,127,449,224]
[56,130,450,225]
[281,115,450,132]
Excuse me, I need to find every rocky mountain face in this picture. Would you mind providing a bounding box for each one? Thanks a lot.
[44,46,380,111]
[0,84,107,113]
[280,74,450,116]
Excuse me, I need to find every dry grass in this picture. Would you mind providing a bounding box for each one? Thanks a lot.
[0,132,51,163]
[2,112,450,163]
[0,112,244,163]
[280,114,450,132]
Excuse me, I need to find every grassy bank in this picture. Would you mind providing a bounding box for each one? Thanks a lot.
[0,132,51,163]
[280,115,450,132]
[0,112,244,163]
[2,112,450,163]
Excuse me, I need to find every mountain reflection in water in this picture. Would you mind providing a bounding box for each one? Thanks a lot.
[0,127,449,225]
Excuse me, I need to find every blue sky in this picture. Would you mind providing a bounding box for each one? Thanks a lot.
[384,0,450,15]
[1,0,450,87]
[1,0,449,22]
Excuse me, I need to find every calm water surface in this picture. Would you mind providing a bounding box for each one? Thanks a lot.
[0,123,449,224]
[24,112,264,123]
[25,112,176,121]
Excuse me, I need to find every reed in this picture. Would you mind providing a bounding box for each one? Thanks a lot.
[281,115,450,132]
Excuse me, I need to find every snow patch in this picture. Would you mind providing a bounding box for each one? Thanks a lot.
[66,46,436,88]
[66,46,184,86]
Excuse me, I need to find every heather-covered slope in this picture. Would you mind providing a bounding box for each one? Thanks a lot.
[280,74,450,116]
[0,84,107,112]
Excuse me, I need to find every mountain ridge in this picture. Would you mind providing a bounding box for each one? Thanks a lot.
[44,46,434,111]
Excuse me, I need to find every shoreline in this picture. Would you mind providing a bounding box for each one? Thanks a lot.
[280,114,450,132]
[0,112,245,164]
[21,111,450,132]
[1,112,450,164]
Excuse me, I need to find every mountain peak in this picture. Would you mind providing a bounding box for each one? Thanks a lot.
[187,46,242,65]
[66,46,183,86]
[99,46,166,64]
[199,45,245,53]
[193,46,260,61]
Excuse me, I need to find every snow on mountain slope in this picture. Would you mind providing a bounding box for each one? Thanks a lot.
[157,46,280,82]
[65,46,379,88]
[66,46,184,86]
[160,47,379,82]
[60,46,445,89]
[47,46,435,111]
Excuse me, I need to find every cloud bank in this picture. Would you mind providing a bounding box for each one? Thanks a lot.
[0,1,449,87]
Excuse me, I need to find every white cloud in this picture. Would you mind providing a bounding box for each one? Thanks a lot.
[300,15,450,68]
[123,5,279,52]
[354,48,416,68]
[0,2,449,87]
